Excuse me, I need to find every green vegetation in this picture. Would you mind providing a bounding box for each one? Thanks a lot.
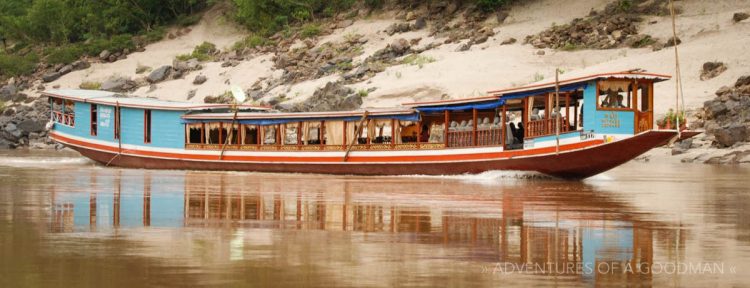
[300,24,321,38]
[232,35,274,51]
[561,42,580,51]
[0,100,5,113]
[0,0,209,78]
[0,52,39,77]
[79,81,102,90]
[475,0,518,12]
[176,41,217,61]
[357,89,369,97]
[533,72,544,82]
[402,54,436,69]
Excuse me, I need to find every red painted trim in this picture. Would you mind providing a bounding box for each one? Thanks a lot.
[50,131,604,163]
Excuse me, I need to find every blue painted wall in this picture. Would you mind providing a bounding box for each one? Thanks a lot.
[55,101,185,149]
[582,80,635,135]
[533,131,581,143]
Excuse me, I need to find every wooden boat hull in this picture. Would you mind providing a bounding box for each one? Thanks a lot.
[54,130,681,179]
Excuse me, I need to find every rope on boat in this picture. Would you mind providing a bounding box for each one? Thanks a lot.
[106,101,122,167]
[343,111,369,162]
[669,0,685,140]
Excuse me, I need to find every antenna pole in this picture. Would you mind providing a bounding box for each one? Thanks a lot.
[669,0,683,138]
[555,69,561,155]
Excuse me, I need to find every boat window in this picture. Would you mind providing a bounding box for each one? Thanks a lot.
[90,104,97,136]
[206,123,220,144]
[598,80,633,109]
[243,125,258,145]
[263,126,277,145]
[369,119,393,144]
[399,121,418,143]
[187,124,202,144]
[283,123,299,145]
[301,122,321,145]
[225,123,239,145]
[144,109,152,144]
[50,98,76,127]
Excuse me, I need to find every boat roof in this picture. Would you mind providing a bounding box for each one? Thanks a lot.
[183,108,416,120]
[402,71,671,107]
[42,89,272,111]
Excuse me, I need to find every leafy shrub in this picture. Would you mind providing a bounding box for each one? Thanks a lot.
[46,45,85,65]
[0,52,39,76]
[84,35,136,55]
[176,14,202,27]
[402,54,436,68]
[301,24,321,38]
[79,81,102,90]
[177,41,217,61]
[143,27,167,44]
[232,35,274,51]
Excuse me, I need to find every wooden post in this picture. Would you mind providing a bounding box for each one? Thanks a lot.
[391,119,396,148]
[444,110,450,146]
[320,121,325,149]
[501,104,507,149]
[472,108,478,146]
[522,98,527,138]
[554,69,561,154]
[343,121,347,150]
[565,93,570,131]
[417,120,422,148]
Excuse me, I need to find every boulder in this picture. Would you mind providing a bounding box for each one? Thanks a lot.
[704,100,728,119]
[501,38,517,45]
[733,12,749,23]
[203,94,233,104]
[99,50,111,60]
[735,75,750,88]
[712,123,747,147]
[413,17,427,30]
[42,72,62,83]
[72,60,90,70]
[193,75,207,85]
[0,84,18,101]
[665,36,681,47]
[17,119,45,134]
[298,81,357,112]
[700,61,727,81]
[147,65,172,83]
[58,65,73,75]
[101,77,136,92]
[390,38,411,55]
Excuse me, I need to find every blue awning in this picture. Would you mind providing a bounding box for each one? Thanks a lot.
[182,112,421,126]
[415,100,506,113]
[499,82,589,100]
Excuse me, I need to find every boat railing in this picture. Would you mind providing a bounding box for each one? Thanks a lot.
[447,127,503,147]
[185,142,447,151]
[525,116,568,138]
[52,111,75,127]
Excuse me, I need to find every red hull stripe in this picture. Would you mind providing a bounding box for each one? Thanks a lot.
[50,132,605,163]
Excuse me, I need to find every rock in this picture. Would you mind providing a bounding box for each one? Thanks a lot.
[298,82,357,112]
[58,65,73,75]
[456,43,471,52]
[17,119,45,134]
[193,75,207,85]
[42,72,62,83]
[101,77,136,92]
[713,123,747,147]
[665,36,681,47]
[3,123,22,140]
[413,17,427,30]
[248,90,264,101]
[700,61,727,81]
[501,38,517,45]
[733,12,749,23]
[405,12,417,21]
[390,38,411,55]
[704,100,728,119]
[536,50,546,55]
[0,84,18,101]
[72,60,90,70]
[735,75,750,88]
[186,58,201,70]
[203,94,233,104]
[99,50,111,60]
[147,65,172,83]
[221,60,240,67]
[187,89,197,100]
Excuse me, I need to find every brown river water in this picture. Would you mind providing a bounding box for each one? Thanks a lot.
[1,150,749,287]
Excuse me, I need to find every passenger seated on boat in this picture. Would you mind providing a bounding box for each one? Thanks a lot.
[466,120,474,131]
[506,122,517,144]
[428,124,444,143]
[480,117,491,129]
[614,94,625,108]
[530,108,542,121]
[515,122,525,143]
[493,116,501,128]
[449,121,459,131]
[263,126,277,144]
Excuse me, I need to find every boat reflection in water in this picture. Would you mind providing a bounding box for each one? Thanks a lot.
[46,168,696,286]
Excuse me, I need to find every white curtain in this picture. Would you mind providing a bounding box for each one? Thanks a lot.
[325,121,344,145]
[205,123,221,144]
[600,80,632,92]
[302,122,321,144]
